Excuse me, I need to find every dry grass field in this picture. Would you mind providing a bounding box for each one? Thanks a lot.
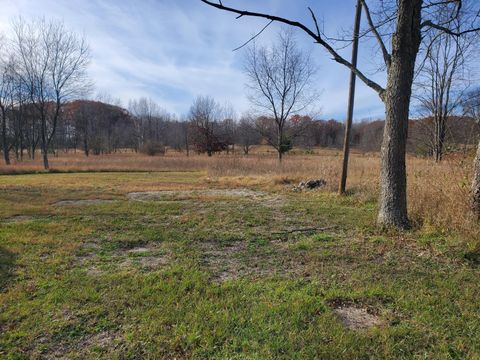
[1,147,477,239]
[1,148,480,358]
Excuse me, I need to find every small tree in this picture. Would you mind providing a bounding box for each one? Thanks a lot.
[244,31,316,162]
[189,96,226,156]
[237,116,260,155]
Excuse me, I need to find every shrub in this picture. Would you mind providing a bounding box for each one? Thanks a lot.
[139,141,166,156]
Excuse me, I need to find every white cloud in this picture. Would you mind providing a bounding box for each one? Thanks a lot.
[0,0,386,119]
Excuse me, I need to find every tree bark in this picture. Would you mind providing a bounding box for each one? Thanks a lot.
[472,139,480,219]
[377,0,422,229]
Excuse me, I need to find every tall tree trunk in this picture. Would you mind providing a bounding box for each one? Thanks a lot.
[277,126,283,163]
[472,139,480,219]
[41,116,49,170]
[377,0,422,229]
[42,145,49,169]
[433,116,447,162]
[1,111,10,165]
[83,128,89,157]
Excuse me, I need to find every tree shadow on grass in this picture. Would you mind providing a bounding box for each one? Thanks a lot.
[0,246,17,291]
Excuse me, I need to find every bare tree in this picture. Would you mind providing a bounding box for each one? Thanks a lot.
[129,97,169,151]
[201,0,480,229]
[415,6,477,162]
[237,115,260,155]
[12,18,90,169]
[244,30,316,162]
[220,117,237,154]
[189,96,226,156]
[0,37,15,165]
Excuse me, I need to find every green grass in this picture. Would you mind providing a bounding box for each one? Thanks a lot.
[0,172,479,359]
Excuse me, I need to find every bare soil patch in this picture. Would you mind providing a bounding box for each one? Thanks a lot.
[75,241,170,274]
[85,266,103,276]
[75,239,101,264]
[3,215,34,223]
[53,199,116,206]
[199,240,248,282]
[117,244,170,270]
[120,255,169,269]
[33,331,118,359]
[333,306,383,330]
[198,239,307,282]
[126,246,151,254]
[127,188,284,207]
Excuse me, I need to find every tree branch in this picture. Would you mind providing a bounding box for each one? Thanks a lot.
[360,0,391,69]
[421,20,480,36]
[200,0,386,100]
[232,20,273,52]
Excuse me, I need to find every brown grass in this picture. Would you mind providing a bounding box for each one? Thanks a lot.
[1,146,478,239]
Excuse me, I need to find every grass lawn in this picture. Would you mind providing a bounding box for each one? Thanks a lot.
[0,171,479,359]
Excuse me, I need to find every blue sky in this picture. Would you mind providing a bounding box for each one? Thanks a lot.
[0,0,386,120]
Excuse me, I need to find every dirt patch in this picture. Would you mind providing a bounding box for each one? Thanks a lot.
[3,215,34,223]
[53,199,116,206]
[199,241,247,281]
[126,247,151,254]
[117,244,170,270]
[120,255,169,269]
[86,266,103,276]
[75,239,101,266]
[82,331,117,349]
[127,188,284,207]
[198,239,307,282]
[333,306,383,330]
[33,331,118,358]
[75,241,171,274]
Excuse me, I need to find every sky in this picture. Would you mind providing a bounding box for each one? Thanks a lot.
[0,0,387,121]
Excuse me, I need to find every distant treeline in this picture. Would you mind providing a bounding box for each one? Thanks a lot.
[2,98,478,161]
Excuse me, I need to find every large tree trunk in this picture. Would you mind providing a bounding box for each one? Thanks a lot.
[377,0,422,229]
[472,139,480,219]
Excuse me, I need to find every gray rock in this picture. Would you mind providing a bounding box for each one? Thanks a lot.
[293,179,326,191]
